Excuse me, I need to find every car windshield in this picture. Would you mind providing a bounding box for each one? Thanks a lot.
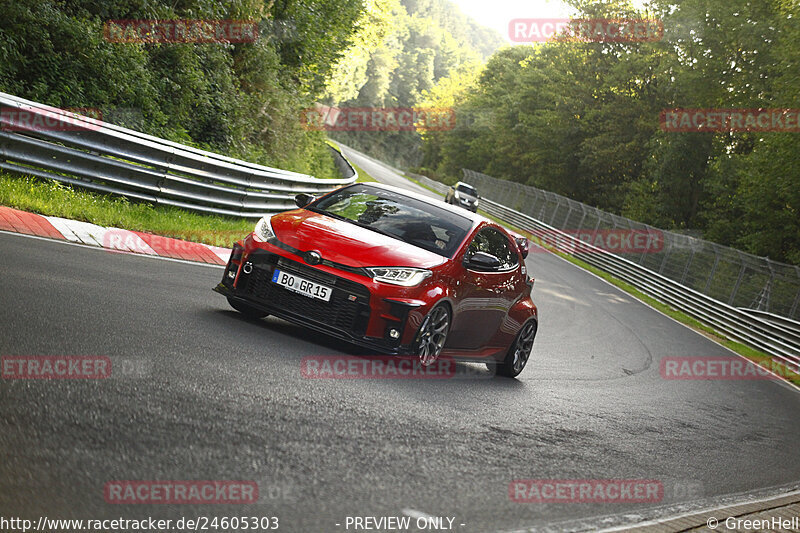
[456,184,477,196]
[310,184,473,257]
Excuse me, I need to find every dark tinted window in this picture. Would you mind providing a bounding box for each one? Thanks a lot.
[466,227,518,270]
[311,184,473,257]
[456,184,477,196]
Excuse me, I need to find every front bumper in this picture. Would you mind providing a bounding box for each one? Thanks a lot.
[214,243,422,355]
[454,198,478,212]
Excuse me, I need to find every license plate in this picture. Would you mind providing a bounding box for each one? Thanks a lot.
[271,269,332,302]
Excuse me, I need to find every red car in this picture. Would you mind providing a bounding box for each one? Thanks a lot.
[214,183,538,377]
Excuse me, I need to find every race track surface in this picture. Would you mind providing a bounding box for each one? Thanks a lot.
[2,161,800,531]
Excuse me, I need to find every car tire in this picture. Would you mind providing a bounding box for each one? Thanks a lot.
[413,303,451,367]
[494,320,537,378]
[227,297,269,319]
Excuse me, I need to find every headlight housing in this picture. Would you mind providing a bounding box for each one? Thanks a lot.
[252,216,276,242]
[366,267,432,287]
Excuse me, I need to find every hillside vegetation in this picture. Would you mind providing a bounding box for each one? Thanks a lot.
[418,0,800,265]
[323,0,504,168]
[0,0,365,177]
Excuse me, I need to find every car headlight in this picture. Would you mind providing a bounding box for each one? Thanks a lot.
[366,267,432,287]
[454,191,460,200]
[252,216,276,242]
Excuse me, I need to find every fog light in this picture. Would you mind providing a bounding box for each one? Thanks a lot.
[389,328,400,339]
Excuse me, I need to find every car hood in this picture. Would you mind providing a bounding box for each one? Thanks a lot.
[269,210,448,269]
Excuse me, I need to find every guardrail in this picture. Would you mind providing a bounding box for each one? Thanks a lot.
[738,309,800,336]
[3,91,796,370]
[462,169,800,322]
[0,92,357,219]
[410,172,800,371]
[482,197,800,371]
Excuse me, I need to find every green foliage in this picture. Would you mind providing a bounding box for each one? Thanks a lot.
[0,173,254,246]
[0,0,366,178]
[323,0,504,168]
[420,0,800,265]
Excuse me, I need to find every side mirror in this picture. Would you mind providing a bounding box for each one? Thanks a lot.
[465,251,502,271]
[515,236,529,259]
[295,193,315,208]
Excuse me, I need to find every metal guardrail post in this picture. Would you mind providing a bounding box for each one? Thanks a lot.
[729,258,747,306]
[658,247,672,275]
[790,288,800,319]
[680,248,697,285]
[704,252,720,293]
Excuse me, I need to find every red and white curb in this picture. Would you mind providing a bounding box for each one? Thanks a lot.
[0,206,231,265]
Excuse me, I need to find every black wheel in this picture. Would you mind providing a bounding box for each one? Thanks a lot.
[495,320,537,378]
[413,303,451,366]
[227,297,268,319]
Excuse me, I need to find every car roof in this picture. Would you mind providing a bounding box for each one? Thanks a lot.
[354,181,488,226]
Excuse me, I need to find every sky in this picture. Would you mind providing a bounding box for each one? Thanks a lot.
[450,0,649,43]
[450,0,575,42]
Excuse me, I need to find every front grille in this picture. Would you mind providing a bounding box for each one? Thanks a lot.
[237,252,370,335]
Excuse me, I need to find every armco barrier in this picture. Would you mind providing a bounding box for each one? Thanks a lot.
[0,93,356,218]
[461,168,800,322]
[410,172,799,371]
[482,196,800,371]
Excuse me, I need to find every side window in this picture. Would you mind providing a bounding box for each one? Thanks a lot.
[466,228,519,270]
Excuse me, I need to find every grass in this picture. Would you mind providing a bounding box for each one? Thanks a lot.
[0,173,254,248]
[352,161,378,183]
[0,151,378,248]
[403,174,442,194]
[324,139,377,183]
[476,209,800,387]
[3,168,796,386]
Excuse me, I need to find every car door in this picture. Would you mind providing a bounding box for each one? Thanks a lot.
[449,227,521,350]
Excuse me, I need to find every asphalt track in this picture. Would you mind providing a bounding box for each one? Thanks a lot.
[1,151,800,532]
